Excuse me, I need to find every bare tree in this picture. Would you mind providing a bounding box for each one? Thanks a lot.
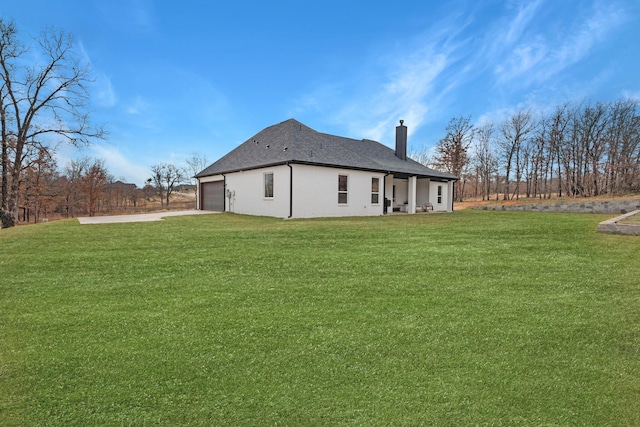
[1,79,9,214]
[545,104,572,198]
[81,159,109,216]
[499,110,535,200]
[529,117,550,199]
[433,116,475,202]
[150,163,185,208]
[605,99,640,194]
[61,158,87,218]
[472,123,498,201]
[578,102,609,196]
[442,98,638,202]
[21,147,57,223]
[185,152,208,187]
[408,145,436,168]
[0,19,104,227]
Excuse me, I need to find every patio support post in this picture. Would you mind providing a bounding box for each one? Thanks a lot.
[408,176,417,214]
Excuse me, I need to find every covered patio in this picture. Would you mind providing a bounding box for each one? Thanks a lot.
[385,175,454,214]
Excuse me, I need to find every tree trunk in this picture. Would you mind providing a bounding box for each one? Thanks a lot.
[1,108,7,212]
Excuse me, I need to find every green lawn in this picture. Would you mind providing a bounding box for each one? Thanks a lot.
[1,211,639,426]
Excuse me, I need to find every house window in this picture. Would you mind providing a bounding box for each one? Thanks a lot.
[264,172,274,198]
[371,177,380,204]
[437,185,442,204]
[338,174,348,204]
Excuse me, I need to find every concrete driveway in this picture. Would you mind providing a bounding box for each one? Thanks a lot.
[77,210,218,224]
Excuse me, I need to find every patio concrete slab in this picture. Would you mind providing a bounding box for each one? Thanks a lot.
[77,210,218,224]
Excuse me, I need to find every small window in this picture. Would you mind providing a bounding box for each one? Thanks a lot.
[338,174,348,204]
[264,173,274,198]
[371,177,380,204]
[437,185,442,204]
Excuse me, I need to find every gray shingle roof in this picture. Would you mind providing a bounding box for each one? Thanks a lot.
[196,118,457,180]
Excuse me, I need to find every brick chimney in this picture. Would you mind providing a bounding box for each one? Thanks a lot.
[395,120,407,160]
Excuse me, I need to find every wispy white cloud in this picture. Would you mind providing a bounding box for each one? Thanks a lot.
[126,96,149,115]
[90,144,150,185]
[120,95,162,133]
[320,31,465,144]
[174,70,230,123]
[53,142,149,186]
[550,1,625,68]
[494,38,548,81]
[494,0,627,85]
[475,105,520,131]
[622,90,640,101]
[483,0,544,72]
[502,0,545,46]
[362,49,449,141]
[129,0,156,33]
[286,83,342,118]
[76,41,118,108]
[96,0,157,35]
[489,0,547,83]
[94,73,117,108]
[288,10,490,145]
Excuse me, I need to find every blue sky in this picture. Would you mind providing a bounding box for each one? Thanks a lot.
[3,0,639,186]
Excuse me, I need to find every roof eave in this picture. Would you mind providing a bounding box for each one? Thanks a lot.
[197,159,458,181]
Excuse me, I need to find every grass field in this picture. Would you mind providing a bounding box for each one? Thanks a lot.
[1,211,639,426]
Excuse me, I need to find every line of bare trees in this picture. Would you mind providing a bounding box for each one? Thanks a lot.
[12,155,140,223]
[7,153,200,224]
[0,19,205,227]
[0,18,104,227]
[417,98,640,201]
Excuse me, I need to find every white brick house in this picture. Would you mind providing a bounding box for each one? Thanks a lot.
[196,119,457,218]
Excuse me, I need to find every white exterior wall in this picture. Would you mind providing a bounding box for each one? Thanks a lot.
[292,164,385,218]
[198,165,453,217]
[429,181,451,212]
[198,175,224,184]
[224,165,291,217]
[393,179,408,210]
[384,174,394,212]
[416,179,430,205]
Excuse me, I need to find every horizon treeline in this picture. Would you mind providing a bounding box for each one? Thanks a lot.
[0,155,197,225]
[4,95,640,224]
[5,156,149,224]
[417,98,640,201]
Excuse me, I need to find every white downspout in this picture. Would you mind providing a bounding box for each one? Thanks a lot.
[448,180,455,212]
